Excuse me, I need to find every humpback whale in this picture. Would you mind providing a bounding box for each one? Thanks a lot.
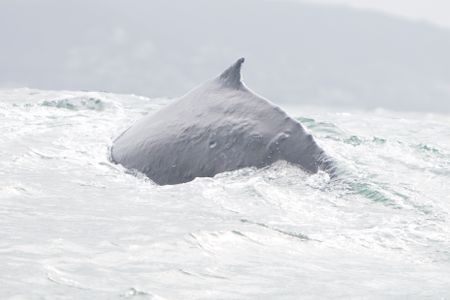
[111,58,333,185]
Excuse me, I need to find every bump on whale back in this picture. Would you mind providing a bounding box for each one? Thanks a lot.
[111,57,335,185]
[217,57,245,89]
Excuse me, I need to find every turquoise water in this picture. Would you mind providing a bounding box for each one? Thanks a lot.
[1,88,449,299]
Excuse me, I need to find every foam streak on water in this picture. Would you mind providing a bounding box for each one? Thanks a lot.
[1,88,450,299]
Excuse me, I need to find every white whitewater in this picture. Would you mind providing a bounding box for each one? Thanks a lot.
[1,88,450,299]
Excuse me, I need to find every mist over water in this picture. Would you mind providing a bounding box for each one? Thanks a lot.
[1,89,449,299]
[2,0,450,113]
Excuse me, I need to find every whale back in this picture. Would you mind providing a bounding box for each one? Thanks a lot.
[111,58,326,185]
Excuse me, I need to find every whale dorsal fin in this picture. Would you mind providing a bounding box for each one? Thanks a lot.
[217,57,245,88]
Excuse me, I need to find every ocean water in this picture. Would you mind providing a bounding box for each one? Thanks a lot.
[1,88,449,299]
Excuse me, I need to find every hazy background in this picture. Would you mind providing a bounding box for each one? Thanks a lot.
[1,0,450,112]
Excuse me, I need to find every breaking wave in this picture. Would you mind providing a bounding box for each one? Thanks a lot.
[1,88,449,299]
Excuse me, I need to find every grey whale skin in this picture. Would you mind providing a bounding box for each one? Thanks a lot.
[111,58,332,185]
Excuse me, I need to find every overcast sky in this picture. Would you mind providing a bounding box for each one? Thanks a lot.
[299,0,450,28]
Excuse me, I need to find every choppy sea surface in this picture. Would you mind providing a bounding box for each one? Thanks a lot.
[1,88,450,299]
